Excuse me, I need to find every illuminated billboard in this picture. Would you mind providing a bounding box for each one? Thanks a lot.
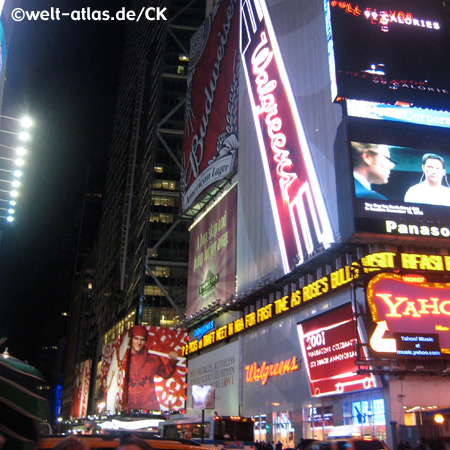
[326,0,450,111]
[366,273,450,358]
[70,359,91,419]
[350,138,450,239]
[99,326,187,414]
[181,0,239,212]
[241,0,334,273]
[186,184,237,318]
[297,303,377,397]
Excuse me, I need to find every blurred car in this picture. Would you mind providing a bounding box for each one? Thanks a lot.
[37,435,218,450]
[304,437,390,450]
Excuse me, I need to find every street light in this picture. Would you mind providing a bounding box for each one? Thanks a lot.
[0,114,33,223]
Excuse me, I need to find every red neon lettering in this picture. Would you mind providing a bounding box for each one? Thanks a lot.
[245,356,299,385]
[251,32,300,204]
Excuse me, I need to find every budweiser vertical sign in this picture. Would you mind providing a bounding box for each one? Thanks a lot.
[241,0,334,272]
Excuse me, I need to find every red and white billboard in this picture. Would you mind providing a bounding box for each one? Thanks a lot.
[99,332,129,414]
[187,184,237,317]
[297,303,377,397]
[367,273,450,357]
[241,0,334,272]
[99,326,187,414]
[181,0,239,211]
[70,359,91,419]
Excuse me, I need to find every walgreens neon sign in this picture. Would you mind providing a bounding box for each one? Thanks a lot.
[241,0,334,272]
[245,355,299,385]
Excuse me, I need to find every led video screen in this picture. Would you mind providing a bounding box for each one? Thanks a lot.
[327,0,450,110]
[351,138,450,238]
[297,303,377,397]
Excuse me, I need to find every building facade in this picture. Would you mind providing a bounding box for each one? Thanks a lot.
[182,1,450,449]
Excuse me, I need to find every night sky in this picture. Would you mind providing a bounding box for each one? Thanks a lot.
[0,0,128,363]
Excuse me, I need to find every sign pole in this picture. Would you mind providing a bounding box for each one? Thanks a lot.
[201,408,205,444]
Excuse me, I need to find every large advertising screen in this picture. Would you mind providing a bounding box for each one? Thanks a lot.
[181,0,239,212]
[350,138,450,239]
[327,0,450,111]
[186,184,237,318]
[297,303,377,397]
[366,273,450,358]
[70,359,92,419]
[99,326,187,414]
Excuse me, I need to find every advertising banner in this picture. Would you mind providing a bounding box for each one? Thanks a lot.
[188,340,239,415]
[186,184,237,318]
[70,359,91,419]
[326,0,450,111]
[366,273,450,357]
[241,0,334,272]
[99,332,129,414]
[99,326,187,413]
[181,0,239,211]
[126,326,187,412]
[297,303,377,397]
[350,140,450,240]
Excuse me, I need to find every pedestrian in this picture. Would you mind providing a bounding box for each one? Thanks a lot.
[276,441,283,450]
[416,437,430,450]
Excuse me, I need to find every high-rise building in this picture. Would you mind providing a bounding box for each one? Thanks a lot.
[87,0,208,413]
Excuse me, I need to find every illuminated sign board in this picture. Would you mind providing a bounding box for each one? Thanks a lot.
[244,355,299,386]
[297,303,377,397]
[99,326,187,413]
[194,321,215,341]
[241,0,334,272]
[187,185,237,318]
[349,138,450,240]
[183,251,450,356]
[70,359,92,419]
[326,0,450,111]
[346,100,450,130]
[367,273,450,356]
[192,384,215,409]
[181,0,239,211]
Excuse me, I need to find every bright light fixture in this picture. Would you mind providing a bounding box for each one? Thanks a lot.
[20,116,33,128]
[10,190,18,197]
[6,216,13,222]
[13,170,22,178]
[15,158,24,166]
[18,131,30,142]
[16,147,26,156]
[11,180,20,188]
[8,208,14,214]
[9,200,16,206]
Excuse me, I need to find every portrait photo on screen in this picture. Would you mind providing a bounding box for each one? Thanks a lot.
[351,140,450,209]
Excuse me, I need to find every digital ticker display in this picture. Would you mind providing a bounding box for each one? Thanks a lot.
[327,0,450,110]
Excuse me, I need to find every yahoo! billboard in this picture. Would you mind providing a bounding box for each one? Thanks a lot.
[181,0,239,212]
[187,184,237,318]
[297,303,377,397]
[326,0,450,110]
[241,0,334,273]
[367,273,450,358]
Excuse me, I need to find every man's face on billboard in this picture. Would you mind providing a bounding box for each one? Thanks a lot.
[423,158,445,186]
[131,335,146,354]
[364,144,395,185]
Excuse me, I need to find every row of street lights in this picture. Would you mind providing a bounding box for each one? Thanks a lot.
[0,115,33,223]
